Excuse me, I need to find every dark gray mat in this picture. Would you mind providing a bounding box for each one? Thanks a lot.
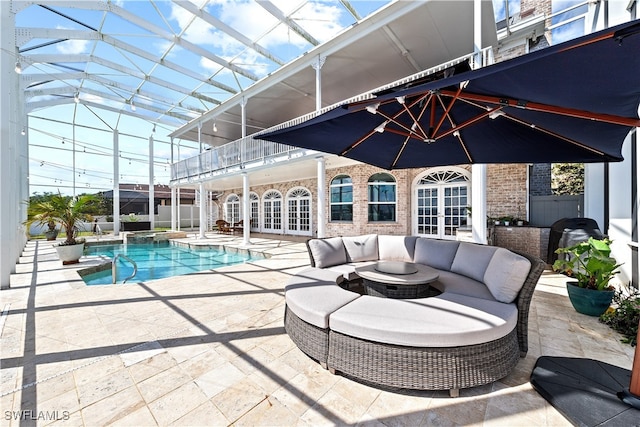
[531,356,640,426]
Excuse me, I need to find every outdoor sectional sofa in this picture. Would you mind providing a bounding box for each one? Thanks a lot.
[284,235,545,396]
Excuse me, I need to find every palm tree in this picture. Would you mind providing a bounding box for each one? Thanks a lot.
[25,192,97,245]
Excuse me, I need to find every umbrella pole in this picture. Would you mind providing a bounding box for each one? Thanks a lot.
[618,318,640,409]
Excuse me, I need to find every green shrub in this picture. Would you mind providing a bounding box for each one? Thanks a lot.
[599,285,640,346]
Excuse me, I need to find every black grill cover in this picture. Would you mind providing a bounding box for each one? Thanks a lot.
[547,218,604,264]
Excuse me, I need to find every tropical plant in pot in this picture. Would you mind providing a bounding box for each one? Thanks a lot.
[25,192,97,265]
[43,220,59,241]
[553,237,622,316]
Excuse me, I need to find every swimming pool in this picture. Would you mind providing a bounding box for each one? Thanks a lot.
[82,241,258,285]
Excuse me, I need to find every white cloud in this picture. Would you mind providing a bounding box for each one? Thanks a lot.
[170,3,218,45]
[55,25,89,55]
[166,1,347,81]
[208,0,344,48]
[287,1,344,44]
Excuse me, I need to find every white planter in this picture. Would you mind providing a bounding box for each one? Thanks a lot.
[55,242,85,265]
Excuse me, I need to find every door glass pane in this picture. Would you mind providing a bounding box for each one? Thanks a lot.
[288,200,298,230]
[417,187,438,235]
[443,184,468,237]
[300,199,310,231]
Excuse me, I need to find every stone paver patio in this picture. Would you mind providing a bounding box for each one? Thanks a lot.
[1,233,635,426]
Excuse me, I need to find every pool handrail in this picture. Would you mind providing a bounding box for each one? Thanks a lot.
[113,254,138,284]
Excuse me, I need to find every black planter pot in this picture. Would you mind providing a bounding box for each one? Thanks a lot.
[566,281,615,316]
[44,230,59,241]
[121,221,151,231]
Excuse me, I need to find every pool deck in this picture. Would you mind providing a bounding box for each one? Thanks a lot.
[1,232,636,426]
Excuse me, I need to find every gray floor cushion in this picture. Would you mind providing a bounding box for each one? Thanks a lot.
[329,293,517,347]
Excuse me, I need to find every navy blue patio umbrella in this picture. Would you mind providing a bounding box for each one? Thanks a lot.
[260,19,640,169]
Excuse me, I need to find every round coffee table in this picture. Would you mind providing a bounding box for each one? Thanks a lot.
[355,261,440,299]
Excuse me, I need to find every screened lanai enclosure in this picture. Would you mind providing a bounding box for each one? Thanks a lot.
[1,0,638,292]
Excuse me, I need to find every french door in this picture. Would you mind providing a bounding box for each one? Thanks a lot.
[286,188,312,236]
[262,190,282,233]
[414,169,470,240]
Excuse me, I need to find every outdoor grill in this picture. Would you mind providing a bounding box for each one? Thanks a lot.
[547,217,604,264]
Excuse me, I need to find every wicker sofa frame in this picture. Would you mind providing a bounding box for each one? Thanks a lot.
[285,237,545,396]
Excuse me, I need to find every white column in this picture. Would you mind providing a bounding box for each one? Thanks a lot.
[171,187,177,231]
[241,97,247,138]
[472,164,488,244]
[170,137,177,231]
[149,135,155,230]
[316,156,326,238]
[113,130,120,236]
[197,121,202,154]
[72,109,76,196]
[312,56,326,111]
[177,187,181,231]
[199,182,206,239]
[242,172,251,246]
[473,0,482,67]
[0,0,21,288]
[470,0,487,244]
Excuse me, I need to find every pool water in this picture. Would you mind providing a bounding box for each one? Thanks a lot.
[82,241,257,285]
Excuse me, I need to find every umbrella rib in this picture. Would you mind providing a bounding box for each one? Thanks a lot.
[503,114,610,157]
[373,95,431,139]
[441,90,640,128]
[434,95,473,163]
[432,85,464,138]
[456,132,474,164]
[434,107,498,140]
[340,129,378,156]
[391,134,412,169]
[402,95,430,140]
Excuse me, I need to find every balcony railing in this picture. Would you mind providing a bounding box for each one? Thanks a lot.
[171,137,304,182]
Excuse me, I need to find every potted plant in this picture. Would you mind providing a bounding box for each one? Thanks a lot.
[121,213,151,231]
[553,237,622,316]
[24,192,97,265]
[499,216,513,226]
[44,220,59,240]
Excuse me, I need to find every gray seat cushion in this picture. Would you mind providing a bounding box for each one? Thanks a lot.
[329,293,517,347]
[377,235,418,262]
[450,242,498,282]
[484,248,531,303]
[414,238,460,270]
[343,234,379,262]
[285,268,360,329]
[430,270,496,301]
[307,237,347,268]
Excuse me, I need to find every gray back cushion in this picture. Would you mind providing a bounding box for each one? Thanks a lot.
[343,234,379,262]
[413,238,460,270]
[450,243,498,282]
[484,248,531,303]
[307,237,347,268]
[377,235,418,262]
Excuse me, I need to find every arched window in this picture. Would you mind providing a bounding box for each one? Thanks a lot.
[368,173,396,222]
[330,174,353,221]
